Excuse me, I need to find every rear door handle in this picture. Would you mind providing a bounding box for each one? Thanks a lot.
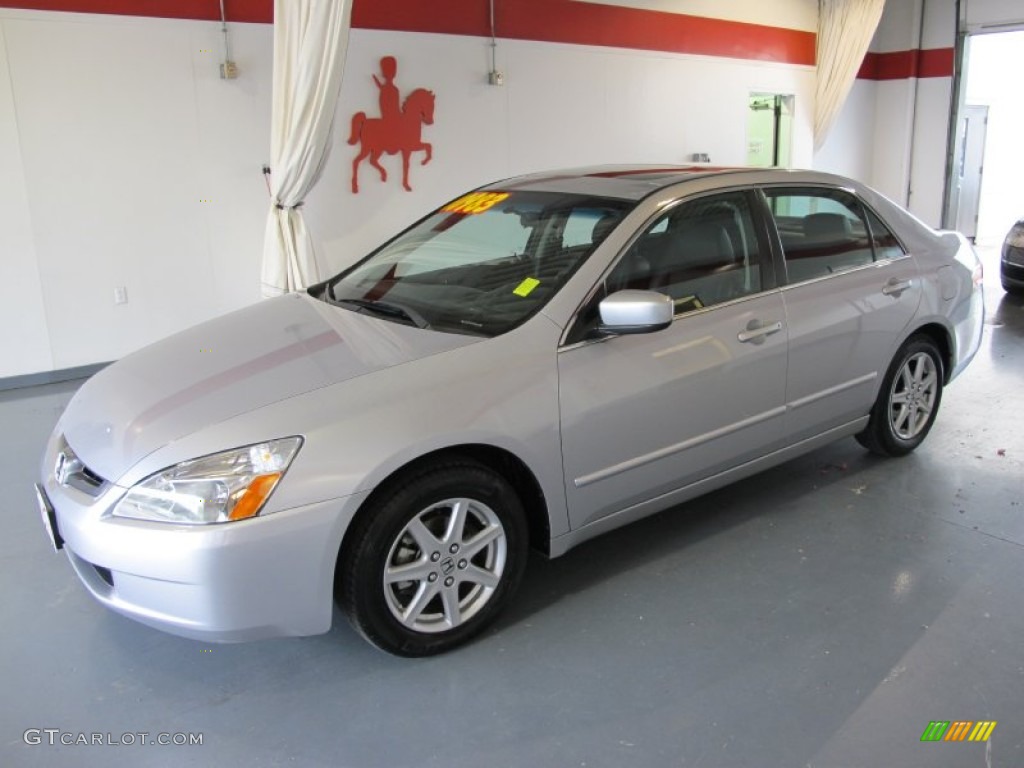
[882,278,912,297]
[737,320,783,344]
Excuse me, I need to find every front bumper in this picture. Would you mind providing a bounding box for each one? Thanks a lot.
[38,439,366,642]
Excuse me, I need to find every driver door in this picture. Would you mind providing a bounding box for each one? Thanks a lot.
[557,191,789,529]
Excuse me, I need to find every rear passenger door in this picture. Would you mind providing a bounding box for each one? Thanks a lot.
[761,187,921,442]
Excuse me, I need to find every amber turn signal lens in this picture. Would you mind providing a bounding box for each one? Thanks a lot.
[228,473,282,521]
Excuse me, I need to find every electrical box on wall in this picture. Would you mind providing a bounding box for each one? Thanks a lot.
[220,60,239,79]
[488,70,504,86]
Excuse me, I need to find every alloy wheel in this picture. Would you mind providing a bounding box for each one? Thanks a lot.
[888,351,939,440]
[383,497,507,633]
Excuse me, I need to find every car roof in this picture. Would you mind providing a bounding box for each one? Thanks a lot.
[483,165,856,201]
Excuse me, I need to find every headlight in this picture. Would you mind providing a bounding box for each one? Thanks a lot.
[112,437,302,525]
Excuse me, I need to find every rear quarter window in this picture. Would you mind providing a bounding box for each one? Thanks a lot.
[865,207,907,261]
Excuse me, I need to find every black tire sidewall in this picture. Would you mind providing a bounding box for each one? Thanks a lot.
[342,462,528,656]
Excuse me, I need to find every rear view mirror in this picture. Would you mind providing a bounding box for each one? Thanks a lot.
[598,290,673,334]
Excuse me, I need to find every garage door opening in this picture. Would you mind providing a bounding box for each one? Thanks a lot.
[951,29,1024,246]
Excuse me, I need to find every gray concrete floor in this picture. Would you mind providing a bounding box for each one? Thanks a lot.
[2,248,1022,768]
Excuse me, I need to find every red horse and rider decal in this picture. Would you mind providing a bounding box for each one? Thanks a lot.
[349,56,435,193]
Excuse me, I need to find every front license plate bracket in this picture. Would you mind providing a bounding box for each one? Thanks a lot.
[35,484,64,551]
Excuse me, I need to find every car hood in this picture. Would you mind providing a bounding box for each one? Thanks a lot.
[59,293,481,483]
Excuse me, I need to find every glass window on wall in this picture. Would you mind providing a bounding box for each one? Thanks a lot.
[746,94,794,168]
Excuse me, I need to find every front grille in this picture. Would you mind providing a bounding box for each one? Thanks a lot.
[76,463,105,490]
[55,438,108,497]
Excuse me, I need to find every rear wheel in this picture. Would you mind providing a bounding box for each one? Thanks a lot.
[856,335,944,457]
[338,459,527,656]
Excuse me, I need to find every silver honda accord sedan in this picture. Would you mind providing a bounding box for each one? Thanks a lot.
[36,167,984,655]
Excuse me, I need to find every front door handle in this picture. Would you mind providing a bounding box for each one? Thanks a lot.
[882,278,912,297]
[737,320,783,344]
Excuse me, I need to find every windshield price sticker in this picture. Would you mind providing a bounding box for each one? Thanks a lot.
[513,277,541,297]
[441,192,510,215]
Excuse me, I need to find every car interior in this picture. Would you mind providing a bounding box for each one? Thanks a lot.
[608,194,761,311]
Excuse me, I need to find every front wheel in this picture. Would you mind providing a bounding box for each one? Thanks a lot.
[856,335,944,457]
[338,459,527,656]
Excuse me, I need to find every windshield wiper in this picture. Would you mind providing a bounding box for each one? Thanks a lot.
[335,298,431,329]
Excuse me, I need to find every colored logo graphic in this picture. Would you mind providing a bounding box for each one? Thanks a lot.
[920,721,997,742]
[349,56,435,193]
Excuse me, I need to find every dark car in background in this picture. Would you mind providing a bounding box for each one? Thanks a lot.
[1002,218,1024,295]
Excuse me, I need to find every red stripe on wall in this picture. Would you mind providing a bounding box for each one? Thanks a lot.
[353,0,816,65]
[857,48,954,80]
[2,0,816,65]
[0,0,272,22]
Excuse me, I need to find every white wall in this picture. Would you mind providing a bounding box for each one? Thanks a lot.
[965,0,1024,30]
[821,0,957,227]
[0,22,53,377]
[907,76,953,226]
[1,9,274,376]
[870,79,915,205]
[812,79,876,182]
[2,7,818,377]
[909,0,956,226]
[870,0,922,51]
[810,0,942,194]
[579,0,818,31]
[308,30,816,275]
[865,0,1024,230]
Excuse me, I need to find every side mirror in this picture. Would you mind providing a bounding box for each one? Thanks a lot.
[598,290,673,334]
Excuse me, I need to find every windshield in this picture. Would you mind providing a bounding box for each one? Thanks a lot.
[320,190,634,337]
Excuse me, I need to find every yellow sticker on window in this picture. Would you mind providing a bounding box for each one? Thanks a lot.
[513,277,541,297]
[441,191,510,215]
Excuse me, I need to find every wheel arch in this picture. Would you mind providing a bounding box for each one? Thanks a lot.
[907,321,955,383]
[336,444,552,586]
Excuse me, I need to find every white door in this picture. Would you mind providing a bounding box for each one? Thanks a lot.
[955,104,988,241]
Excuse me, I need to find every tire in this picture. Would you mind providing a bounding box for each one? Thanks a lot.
[338,459,528,656]
[856,335,944,457]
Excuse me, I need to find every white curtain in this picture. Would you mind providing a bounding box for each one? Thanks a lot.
[261,0,353,298]
[814,0,885,151]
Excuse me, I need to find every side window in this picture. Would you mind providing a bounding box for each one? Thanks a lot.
[605,192,764,314]
[764,188,874,283]
[865,208,906,261]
